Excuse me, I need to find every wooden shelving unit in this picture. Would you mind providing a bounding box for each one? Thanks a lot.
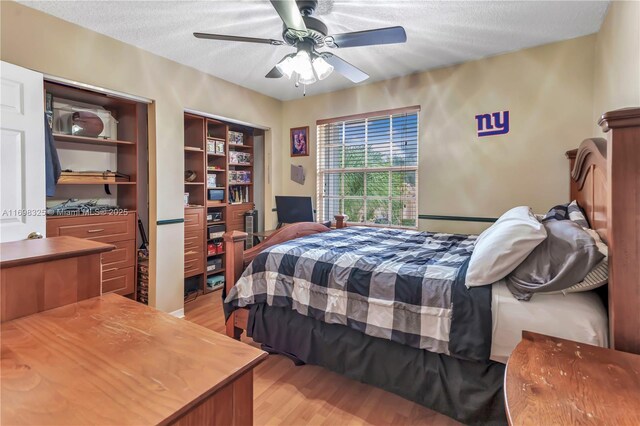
[182,112,260,296]
[203,118,228,294]
[183,114,207,298]
[44,80,146,299]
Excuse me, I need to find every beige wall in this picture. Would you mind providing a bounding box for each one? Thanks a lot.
[0,1,283,314]
[592,0,640,134]
[281,36,597,234]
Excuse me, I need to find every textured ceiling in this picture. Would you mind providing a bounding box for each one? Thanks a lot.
[20,0,609,101]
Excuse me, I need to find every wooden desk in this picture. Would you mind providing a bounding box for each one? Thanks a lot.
[1,294,267,425]
[505,331,640,425]
[0,236,114,322]
[253,229,277,241]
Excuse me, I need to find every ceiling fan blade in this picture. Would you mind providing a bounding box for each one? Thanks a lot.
[270,0,307,35]
[321,53,369,83]
[194,32,284,46]
[327,26,407,48]
[265,66,283,79]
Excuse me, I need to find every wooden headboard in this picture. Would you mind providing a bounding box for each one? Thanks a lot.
[569,108,640,355]
[565,138,608,242]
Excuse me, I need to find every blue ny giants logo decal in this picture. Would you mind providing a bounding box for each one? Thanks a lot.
[475,111,510,137]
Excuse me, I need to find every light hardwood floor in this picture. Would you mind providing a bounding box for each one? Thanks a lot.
[184,291,460,425]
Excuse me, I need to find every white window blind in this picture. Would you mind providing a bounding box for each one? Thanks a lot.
[316,107,419,228]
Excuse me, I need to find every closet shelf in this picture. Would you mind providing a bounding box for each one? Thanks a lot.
[184,147,204,153]
[228,144,253,150]
[53,133,135,146]
[57,181,135,185]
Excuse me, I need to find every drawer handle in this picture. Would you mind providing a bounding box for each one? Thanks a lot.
[87,228,105,233]
[103,267,118,273]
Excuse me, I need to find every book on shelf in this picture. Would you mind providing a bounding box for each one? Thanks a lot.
[229,185,250,204]
[228,131,244,145]
[229,151,251,164]
[228,170,251,184]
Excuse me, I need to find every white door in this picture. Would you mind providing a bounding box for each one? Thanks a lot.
[0,61,46,242]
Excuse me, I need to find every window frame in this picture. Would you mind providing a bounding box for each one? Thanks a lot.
[316,106,420,229]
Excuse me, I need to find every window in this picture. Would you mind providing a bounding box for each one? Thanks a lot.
[316,107,419,228]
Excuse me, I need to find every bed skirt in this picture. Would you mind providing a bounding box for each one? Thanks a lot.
[247,304,506,425]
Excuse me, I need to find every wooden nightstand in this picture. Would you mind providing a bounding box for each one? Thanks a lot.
[505,331,640,425]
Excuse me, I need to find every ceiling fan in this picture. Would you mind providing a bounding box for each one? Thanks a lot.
[194,0,407,88]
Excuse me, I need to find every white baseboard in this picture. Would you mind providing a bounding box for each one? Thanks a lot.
[169,308,185,319]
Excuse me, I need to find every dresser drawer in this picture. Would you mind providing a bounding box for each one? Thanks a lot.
[184,232,203,253]
[228,204,252,227]
[102,266,135,295]
[102,240,135,270]
[184,257,204,278]
[184,208,204,232]
[226,222,247,233]
[184,248,203,262]
[47,213,136,243]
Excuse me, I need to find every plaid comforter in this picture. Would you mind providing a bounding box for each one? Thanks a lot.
[224,226,493,361]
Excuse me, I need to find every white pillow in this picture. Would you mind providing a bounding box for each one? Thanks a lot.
[466,206,547,287]
[543,229,608,295]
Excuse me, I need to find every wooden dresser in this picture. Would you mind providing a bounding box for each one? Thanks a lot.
[184,206,205,277]
[1,294,267,425]
[47,211,137,296]
[505,331,640,425]
[0,236,114,322]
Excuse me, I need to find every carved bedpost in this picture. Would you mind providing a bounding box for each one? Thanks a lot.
[219,223,333,339]
[334,214,348,229]
[565,149,578,200]
[224,230,247,339]
[598,107,640,354]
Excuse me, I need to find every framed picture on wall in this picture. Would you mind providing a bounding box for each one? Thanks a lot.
[290,126,309,157]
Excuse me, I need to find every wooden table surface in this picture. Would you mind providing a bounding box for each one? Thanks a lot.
[505,331,640,425]
[0,236,114,268]
[1,293,267,425]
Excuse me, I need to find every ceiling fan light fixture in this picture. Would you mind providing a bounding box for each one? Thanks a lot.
[197,1,407,90]
[312,55,333,80]
[293,50,317,85]
[297,67,317,85]
[276,56,295,79]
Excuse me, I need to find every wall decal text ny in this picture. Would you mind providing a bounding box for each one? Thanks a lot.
[475,111,509,137]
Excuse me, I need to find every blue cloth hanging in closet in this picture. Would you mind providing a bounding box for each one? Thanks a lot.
[44,114,61,196]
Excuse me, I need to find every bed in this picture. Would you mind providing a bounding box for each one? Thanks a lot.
[222,108,640,424]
